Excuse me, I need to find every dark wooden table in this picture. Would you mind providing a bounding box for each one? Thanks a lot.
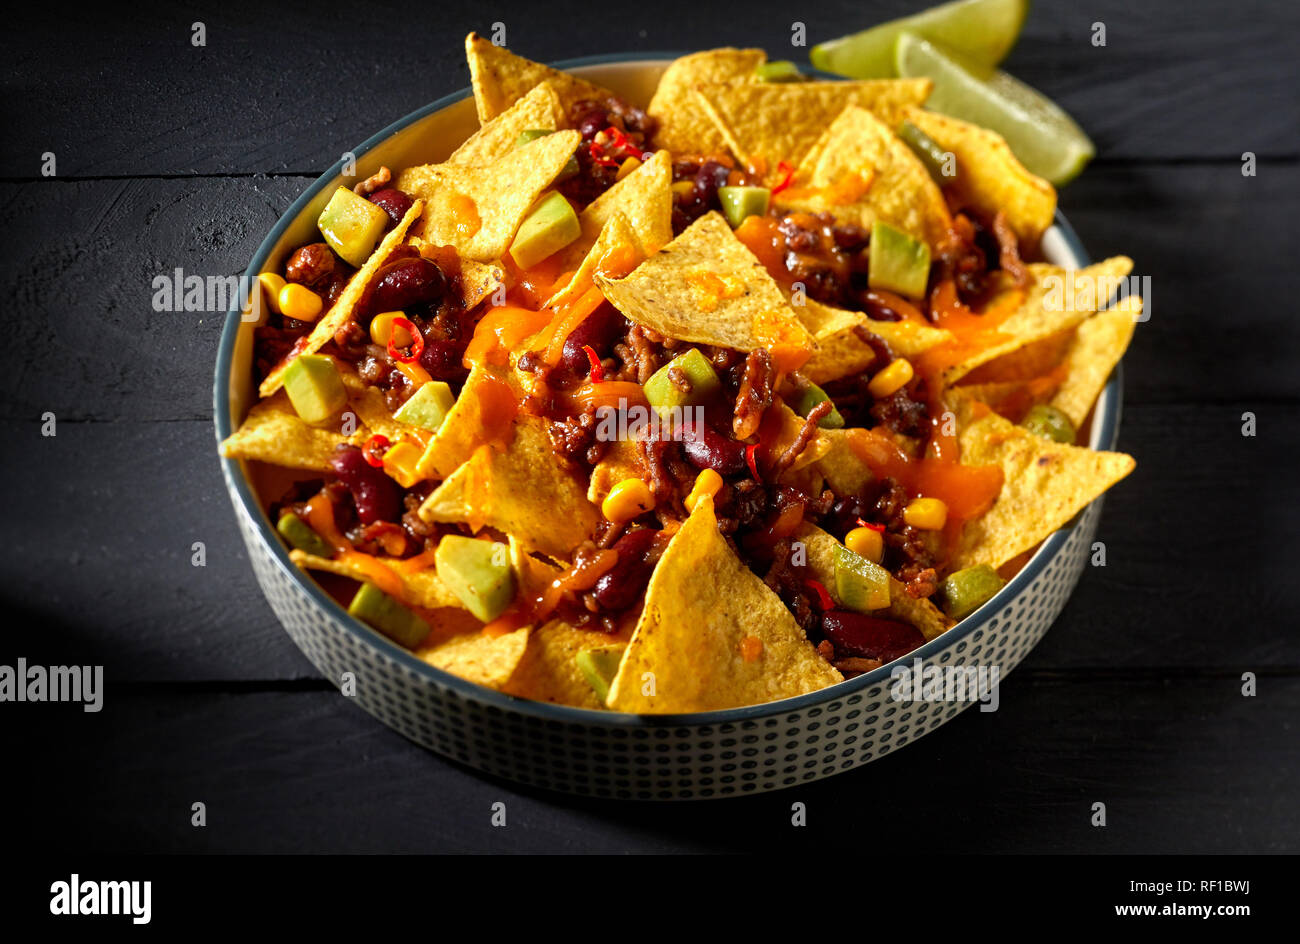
[2,0,1296,853]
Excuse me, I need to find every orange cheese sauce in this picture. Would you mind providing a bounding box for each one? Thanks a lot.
[447,192,481,238]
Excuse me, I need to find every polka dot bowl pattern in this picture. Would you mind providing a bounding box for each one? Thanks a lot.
[215,56,1122,799]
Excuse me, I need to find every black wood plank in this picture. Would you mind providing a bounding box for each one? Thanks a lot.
[3,0,1297,178]
[5,676,1294,853]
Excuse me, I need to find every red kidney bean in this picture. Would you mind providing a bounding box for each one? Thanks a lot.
[367,188,414,225]
[368,257,446,315]
[560,305,629,374]
[330,445,402,525]
[821,611,924,663]
[693,160,732,205]
[679,417,747,475]
[593,528,661,611]
[418,339,469,383]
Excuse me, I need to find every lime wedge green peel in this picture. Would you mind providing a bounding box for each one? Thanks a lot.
[811,0,1028,78]
[895,32,1095,184]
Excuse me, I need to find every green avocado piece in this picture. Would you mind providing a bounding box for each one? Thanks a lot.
[791,381,846,429]
[347,581,431,649]
[276,511,333,557]
[282,354,348,425]
[575,646,625,703]
[868,221,931,300]
[433,535,517,623]
[317,186,390,267]
[1020,404,1076,444]
[393,380,456,431]
[755,60,807,83]
[516,129,579,181]
[643,348,722,414]
[717,185,771,228]
[897,119,954,184]
[832,542,892,612]
[509,191,581,271]
[937,564,1006,620]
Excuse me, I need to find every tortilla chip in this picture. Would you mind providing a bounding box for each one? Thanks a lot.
[337,372,416,444]
[778,106,951,250]
[586,438,645,505]
[415,364,512,481]
[258,200,423,397]
[465,32,612,123]
[903,107,1057,246]
[447,81,561,167]
[1050,296,1141,428]
[813,429,873,496]
[595,211,814,357]
[288,550,465,611]
[794,524,952,641]
[948,395,1135,569]
[948,376,1062,424]
[418,415,601,559]
[545,211,645,311]
[220,391,363,471]
[503,619,632,709]
[647,48,766,155]
[797,298,953,384]
[396,129,580,262]
[693,79,932,181]
[765,400,831,477]
[957,327,1077,385]
[605,496,843,712]
[556,149,673,273]
[419,625,532,690]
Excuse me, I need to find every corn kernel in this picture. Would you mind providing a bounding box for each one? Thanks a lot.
[671,180,695,199]
[845,526,884,563]
[381,441,425,489]
[903,497,948,531]
[601,478,655,523]
[279,282,323,322]
[684,468,724,513]
[394,359,432,388]
[258,273,286,315]
[867,357,914,399]
[369,311,412,347]
[616,156,642,181]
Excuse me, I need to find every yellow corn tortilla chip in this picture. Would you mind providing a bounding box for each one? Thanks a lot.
[796,298,953,384]
[794,523,952,641]
[554,148,673,273]
[258,200,423,397]
[418,415,601,559]
[545,211,644,312]
[415,363,514,481]
[1050,296,1141,428]
[948,394,1135,569]
[586,438,645,505]
[777,106,952,251]
[647,48,767,156]
[287,550,465,611]
[408,237,505,311]
[903,107,1057,246]
[396,129,580,262]
[693,79,932,180]
[947,376,1060,424]
[447,81,561,167]
[419,625,532,690]
[503,619,632,710]
[338,372,416,444]
[812,429,873,496]
[957,326,1077,386]
[465,32,612,123]
[220,390,364,471]
[595,211,814,356]
[606,496,843,712]
[767,400,831,477]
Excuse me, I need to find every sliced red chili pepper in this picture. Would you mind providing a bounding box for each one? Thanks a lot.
[745,443,762,480]
[588,140,618,168]
[581,344,604,383]
[362,434,390,468]
[771,160,795,196]
[386,316,424,363]
[856,517,886,533]
[803,578,834,611]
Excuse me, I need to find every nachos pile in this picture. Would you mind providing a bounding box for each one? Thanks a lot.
[221,35,1138,712]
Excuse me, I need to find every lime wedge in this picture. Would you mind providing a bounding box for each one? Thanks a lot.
[811,0,1028,79]
[895,32,1095,184]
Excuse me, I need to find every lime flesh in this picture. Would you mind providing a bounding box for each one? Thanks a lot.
[895,32,1095,184]
[811,0,1028,79]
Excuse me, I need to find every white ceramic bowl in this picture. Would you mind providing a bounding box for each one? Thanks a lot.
[214,56,1120,799]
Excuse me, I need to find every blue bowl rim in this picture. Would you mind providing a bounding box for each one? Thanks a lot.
[214,51,1119,727]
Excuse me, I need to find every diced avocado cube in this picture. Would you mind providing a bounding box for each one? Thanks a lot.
[643,348,722,414]
[717,185,771,228]
[282,354,347,425]
[509,191,581,270]
[575,646,625,703]
[347,581,431,649]
[393,380,456,431]
[276,511,333,558]
[515,129,579,181]
[1020,404,1076,444]
[832,542,892,612]
[755,60,808,83]
[318,186,390,267]
[897,120,953,184]
[791,381,846,429]
[434,535,517,623]
[937,564,1006,621]
[868,221,931,300]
